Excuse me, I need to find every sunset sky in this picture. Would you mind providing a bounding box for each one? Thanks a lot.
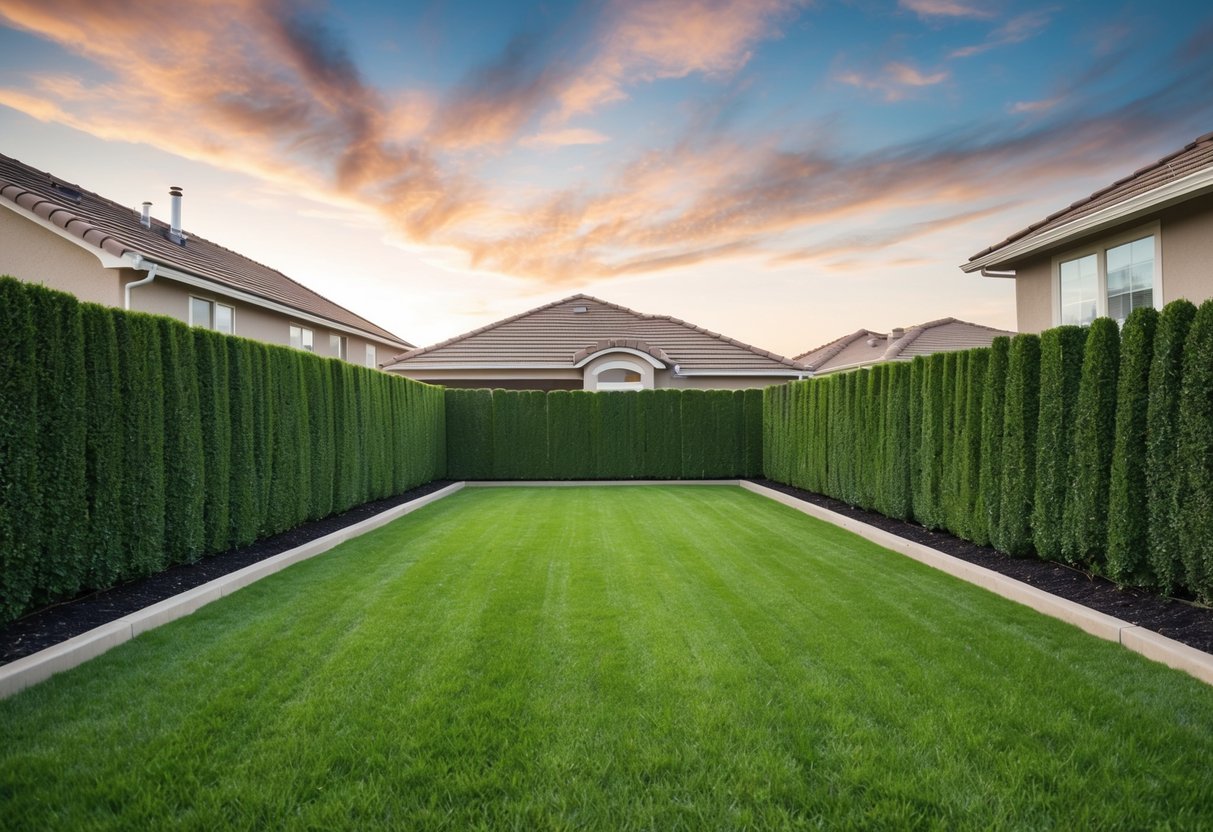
[2,0,1212,357]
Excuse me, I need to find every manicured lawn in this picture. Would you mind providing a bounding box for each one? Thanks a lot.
[2,486,1212,830]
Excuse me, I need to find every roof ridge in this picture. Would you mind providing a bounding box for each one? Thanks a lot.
[968,131,1213,263]
[794,329,882,367]
[0,152,410,347]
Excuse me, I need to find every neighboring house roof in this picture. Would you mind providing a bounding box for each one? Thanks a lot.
[965,131,1213,272]
[0,152,410,348]
[386,294,805,375]
[795,318,1013,374]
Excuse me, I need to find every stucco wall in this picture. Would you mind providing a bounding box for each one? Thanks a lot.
[0,204,121,306]
[1006,193,1213,332]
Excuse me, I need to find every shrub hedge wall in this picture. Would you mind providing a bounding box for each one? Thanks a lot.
[763,308,1213,602]
[0,277,445,623]
[445,387,763,481]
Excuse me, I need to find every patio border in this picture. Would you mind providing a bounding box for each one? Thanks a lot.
[740,480,1213,688]
[0,482,465,700]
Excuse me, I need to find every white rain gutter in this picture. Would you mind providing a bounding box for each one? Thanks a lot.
[124,253,158,310]
[980,268,1017,278]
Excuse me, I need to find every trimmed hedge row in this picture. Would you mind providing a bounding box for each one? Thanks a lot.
[0,277,445,623]
[764,300,1213,602]
[445,387,764,480]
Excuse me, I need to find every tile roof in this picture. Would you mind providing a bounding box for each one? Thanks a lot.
[795,317,1013,373]
[0,152,410,347]
[969,131,1213,265]
[386,294,805,373]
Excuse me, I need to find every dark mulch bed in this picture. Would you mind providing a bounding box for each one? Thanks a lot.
[0,481,454,667]
[749,478,1213,654]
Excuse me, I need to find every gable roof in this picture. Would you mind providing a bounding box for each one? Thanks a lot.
[795,317,1013,374]
[965,131,1213,272]
[385,294,805,374]
[0,152,410,348]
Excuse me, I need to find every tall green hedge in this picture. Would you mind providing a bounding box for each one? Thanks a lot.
[1062,318,1119,567]
[1031,326,1087,560]
[974,337,1010,546]
[1176,299,1213,601]
[0,276,445,624]
[447,387,762,480]
[1106,308,1158,583]
[996,334,1041,556]
[1145,299,1197,593]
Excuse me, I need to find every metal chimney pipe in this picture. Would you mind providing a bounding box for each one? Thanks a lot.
[140,201,152,228]
[169,186,183,242]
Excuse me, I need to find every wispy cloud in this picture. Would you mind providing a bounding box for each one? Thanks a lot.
[950,9,1054,58]
[1,0,1212,288]
[521,128,610,148]
[900,0,995,20]
[837,61,949,101]
[1008,96,1061,114]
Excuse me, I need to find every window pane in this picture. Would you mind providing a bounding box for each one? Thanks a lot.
[190,297,212,328]
[301,328,314,352]
[330,334,347,360]
[366,344,377,368]
[214,304,233,334]
[1059,253,1097,326]
[290,325,302,350]
[1106,236,1154,322]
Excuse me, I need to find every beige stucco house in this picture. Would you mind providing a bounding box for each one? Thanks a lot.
[383,294,808,390]
[0,152,410,364]
[795,317,1014,375]
[963,132,1213,332]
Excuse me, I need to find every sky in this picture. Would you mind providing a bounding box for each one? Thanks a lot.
[1,1,1212,358]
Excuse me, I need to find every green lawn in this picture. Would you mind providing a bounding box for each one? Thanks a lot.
[2,486,1212,830]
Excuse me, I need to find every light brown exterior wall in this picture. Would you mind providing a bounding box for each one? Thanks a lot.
[0,205,121,305]
[1007,193,1213,332]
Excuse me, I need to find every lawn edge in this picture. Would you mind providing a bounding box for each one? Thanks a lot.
[741,480,1213,688]
[0,482,466,700]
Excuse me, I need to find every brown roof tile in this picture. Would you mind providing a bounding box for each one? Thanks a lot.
[969,131,1213,264]
[387,294,806,373]
[796,318,1013,373]
[0,153,410,347]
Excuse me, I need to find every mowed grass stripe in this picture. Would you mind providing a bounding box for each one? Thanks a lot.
[1,486,1211,830]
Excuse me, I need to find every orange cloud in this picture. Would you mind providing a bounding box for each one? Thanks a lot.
[521,128,611,148]
[837,61,949,101]
[899,0,994,19]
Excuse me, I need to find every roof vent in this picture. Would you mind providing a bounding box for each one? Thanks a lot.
[168,186,185,245]
[890,327,905,340]
[866,337,880,347]
[49,179,82,203]
[140,201,152,229]
[573,305,588,314]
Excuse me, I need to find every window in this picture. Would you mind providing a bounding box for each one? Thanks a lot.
[330,334,347,360]
[1055,228,1158,326]
[290,325,314,352]
[190,297,234,334]
[366,344,377,368]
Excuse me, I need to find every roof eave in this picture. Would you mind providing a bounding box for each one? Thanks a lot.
[962,166,1213,274]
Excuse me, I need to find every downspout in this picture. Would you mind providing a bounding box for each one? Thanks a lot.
[124,253,158,310]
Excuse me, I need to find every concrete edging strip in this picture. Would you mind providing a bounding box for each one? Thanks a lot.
[0,482,465,700]
[741,481,1213,688]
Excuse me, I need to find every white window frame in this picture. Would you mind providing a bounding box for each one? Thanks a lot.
[366,343,377,368]
[330,333,348,361]
[189,296,235,334]
[290,324,315,352]
[1051,222,1163,326]
[592,359,648,391]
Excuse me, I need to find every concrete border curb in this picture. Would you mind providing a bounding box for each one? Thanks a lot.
[0,482,465,700]
[741,481,1213,688]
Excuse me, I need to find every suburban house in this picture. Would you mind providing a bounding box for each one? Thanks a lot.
[383,294,808,390]
[963,131,1213,332]
[795,317,1014,375]
[0,153,411,365]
